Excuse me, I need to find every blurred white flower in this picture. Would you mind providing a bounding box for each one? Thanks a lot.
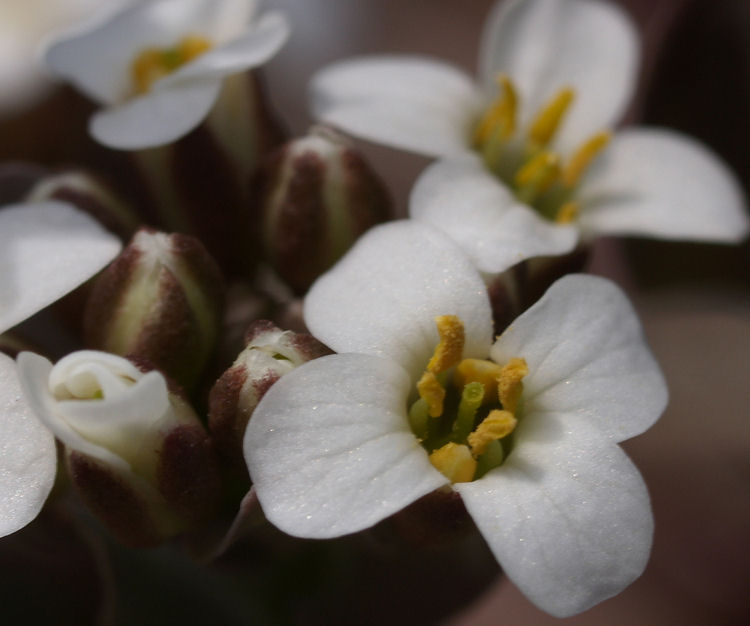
[45,0,289,149]
[244,221,668,617]
[0,0,124,114]
[311,0,748,274]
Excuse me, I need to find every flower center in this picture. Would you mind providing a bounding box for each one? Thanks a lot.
[407,315,528,483]
[473,75,610,224]
[130,35,212,95]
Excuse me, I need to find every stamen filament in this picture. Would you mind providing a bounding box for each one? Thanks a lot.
[563,131,611,187]
[408,397,430,441]
[451,381,485,443]
[528,87,575,148]
[475,439,505,478]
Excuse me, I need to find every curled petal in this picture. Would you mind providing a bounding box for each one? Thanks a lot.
[478,0,639,154]
[244,353,447,538]
[16,352,128,471]
[304,221,493,380]
[491,274,667,442]
[161,11,289,86]
[89,78,222,149]
[0,202,121,334]
[410,155,578,273]
[456,410,653,617]
[578,128,750,243]
[0,354,57,537]
[310,55,482,157]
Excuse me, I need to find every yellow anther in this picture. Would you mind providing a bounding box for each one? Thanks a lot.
[468,409,517,456]
[528,87,575,148]
[562,131,611,187]
[555,201,579,224]
[474,74,518,147]
[497,357,528,414]
[515,151,562,195]
[429,442,477,483]
[427,315,465,375]
[454,358,503,403]
[417,371,445,418]
[131,35,212,94]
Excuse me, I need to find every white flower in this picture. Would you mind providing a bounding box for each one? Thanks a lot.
[310,0,748,274]
[45,0,289,150]
[0,201,120,537]
[243,221,668,617]
[0,0,124,114]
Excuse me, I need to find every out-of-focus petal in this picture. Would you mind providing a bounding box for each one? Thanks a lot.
[244,353,447,538]
[89,78,222,149]
[0,202,121,334]
[0,353,57,537]
[310,56,482,157]
[456,409,653,617]
[410,155,578,273]
[491,274,667,442]
[478,0,639,153]
[304,221,493,380]
[577,128,749,242]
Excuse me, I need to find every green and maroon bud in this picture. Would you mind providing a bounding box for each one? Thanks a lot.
[252,125,392,294]
[25,168,139,240]
[16,350,221,547]
[209,320,331,470]
[84,229,225,391]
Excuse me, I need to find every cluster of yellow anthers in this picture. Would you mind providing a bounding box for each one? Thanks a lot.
[131,35,212,94]
[408,315,528,484]
[474,74,610,224]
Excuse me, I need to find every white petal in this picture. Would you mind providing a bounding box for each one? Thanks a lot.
[410,155,578,273]
[89,78,222,149]
[309,55,482,157]
[160,11,288,86]
[304,221,493,380]
[244,353,447,538]
[456,411,653,617]
[491,274,667,442]
[0,353,56,537]
[478,0,639,153]
[0,201,121,335]
[16,352,128,471]
[45,0,250,104]
[577,128,750,243]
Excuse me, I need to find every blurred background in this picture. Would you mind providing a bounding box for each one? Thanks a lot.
[1,0,748,624]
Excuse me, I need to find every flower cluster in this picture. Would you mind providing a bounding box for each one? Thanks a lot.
[0,0,747,620]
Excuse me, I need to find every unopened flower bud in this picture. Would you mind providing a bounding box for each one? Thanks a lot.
[84,229,225,391]
[16,350,221,547]
[25,168,139,240]
[209,320,331,470]
[253,126,392,293]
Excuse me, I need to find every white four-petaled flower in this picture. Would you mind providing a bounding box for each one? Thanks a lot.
[310,0,748,274]
[45,0,289,149]
[244,220,668,617]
